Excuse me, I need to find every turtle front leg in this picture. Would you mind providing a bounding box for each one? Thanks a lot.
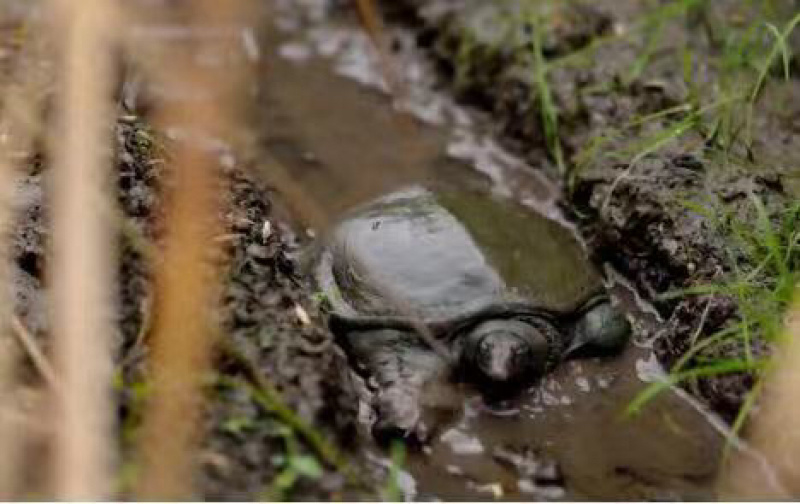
[564,300,631,359]
[340,329,450,444]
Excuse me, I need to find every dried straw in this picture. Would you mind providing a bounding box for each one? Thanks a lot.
[0,5,54,498]
[0,100,21,499]
[130,0,253,498]
[47,0,119,498]
[718,294,800,498]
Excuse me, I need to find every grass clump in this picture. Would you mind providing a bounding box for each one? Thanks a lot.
[380,440,408,501]
[527,10,565,175]
[570,3,800,176]
[628,197,800,439]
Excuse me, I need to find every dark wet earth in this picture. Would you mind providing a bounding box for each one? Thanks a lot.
[252,1,739,500]
[5,0,791,500]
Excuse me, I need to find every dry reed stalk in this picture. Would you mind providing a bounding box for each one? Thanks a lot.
[131,0,254,498]
[0,345,17,499]
[0,241,19,500]
[352,0,404,100]
[10,316,59,393]
[718,293,800,498]
[0,8,56,498]
[0,98,21,499]
[47,0,119,499]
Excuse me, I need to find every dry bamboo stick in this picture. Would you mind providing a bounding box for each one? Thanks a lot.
[0,99,21,501]
[47,0,119,499]
[132,0,253,498]
[0,240,19,500]
[718,294,800,498]
[0,8,55,498]
[10,316,59,394]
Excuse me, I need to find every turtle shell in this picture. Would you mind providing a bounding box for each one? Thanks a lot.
[315,186,604,333]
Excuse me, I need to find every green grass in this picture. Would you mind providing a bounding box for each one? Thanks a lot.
[216,340,348,474]
[525,7,565,174]
[448,3,566,173]
[381,440,408,502]
[628,197,800,447]
[568,1,800,174]
[440,0,800,441]
[444,0,799,180]
[260,425,325,501]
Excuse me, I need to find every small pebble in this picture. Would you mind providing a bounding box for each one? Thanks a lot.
[294,303,311,326]
[445,464,463,476]
[471,482,503,499]
[279,42,311,62]
[262,220,273,242]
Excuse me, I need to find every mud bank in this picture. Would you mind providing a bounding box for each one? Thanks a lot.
[7,111,375,499]
[381,0,800,419]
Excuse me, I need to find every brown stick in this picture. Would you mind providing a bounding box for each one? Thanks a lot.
[131,0,254,498]
[718,294,800,498]
[0,106,21,500]
[47,0,119,499]
[352,0,404,100]
[0,12,52,497]
[9,316,60,394]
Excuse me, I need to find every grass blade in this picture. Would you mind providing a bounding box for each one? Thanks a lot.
[627,359,764,416]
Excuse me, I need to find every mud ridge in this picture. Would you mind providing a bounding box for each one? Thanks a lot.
[8,113,373,499]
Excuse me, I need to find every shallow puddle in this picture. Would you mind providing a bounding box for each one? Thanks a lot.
[409,346,722,501]
[257,2,729,500]
[256,2,731,500]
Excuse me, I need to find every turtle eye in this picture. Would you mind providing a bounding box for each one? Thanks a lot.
[476,337,496,367]
[513,344,532,365]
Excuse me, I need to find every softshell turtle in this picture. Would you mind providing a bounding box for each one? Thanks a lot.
[314,186,630,441]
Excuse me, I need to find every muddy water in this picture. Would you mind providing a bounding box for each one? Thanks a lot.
[256,30,540,228]
[251,3,733,501]
[256,4,561,229]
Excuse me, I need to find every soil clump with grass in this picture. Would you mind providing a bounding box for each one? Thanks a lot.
[381,0,800,421]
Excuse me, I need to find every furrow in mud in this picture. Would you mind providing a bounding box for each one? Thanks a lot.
[381,0,800,419]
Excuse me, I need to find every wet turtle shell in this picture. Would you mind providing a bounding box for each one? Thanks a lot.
[315,186,606,338]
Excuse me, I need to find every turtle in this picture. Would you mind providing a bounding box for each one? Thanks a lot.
[313,186,630,441]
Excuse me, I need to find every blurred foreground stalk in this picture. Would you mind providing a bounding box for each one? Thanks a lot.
[132,0,254,498]
[0,112,21,500]
[719,289,800,498]
[48,0,119,499]
[0,8,52,497]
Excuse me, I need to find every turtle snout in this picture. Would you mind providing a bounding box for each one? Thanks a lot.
[476,333,533,384]
[464,319,551,392]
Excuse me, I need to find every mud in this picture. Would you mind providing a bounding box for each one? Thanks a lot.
[200,161,366,500]
[379,0,800,420]
[3,112,373,499]
[253,1,763,500]
[3,0,797,500]
[0,2,382,499]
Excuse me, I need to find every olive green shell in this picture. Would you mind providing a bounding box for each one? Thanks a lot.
[315,186,603,330]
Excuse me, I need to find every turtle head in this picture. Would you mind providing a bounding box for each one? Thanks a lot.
[461,319,550,392]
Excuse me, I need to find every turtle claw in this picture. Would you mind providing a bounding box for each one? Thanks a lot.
[372,387,429,446]
[371,417,428,447]
[566,301,631,359]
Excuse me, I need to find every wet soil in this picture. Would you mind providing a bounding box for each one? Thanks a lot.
[253,1,762,499]
[378,0,800,420]
[1,2,381,499]
[5,114,374,499]
[3,0,795,500]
